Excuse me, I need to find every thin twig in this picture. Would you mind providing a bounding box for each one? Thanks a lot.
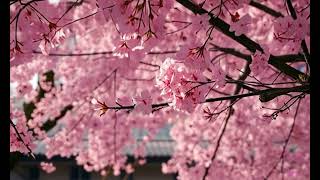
[264,98,302,179]
[10,119,35,159]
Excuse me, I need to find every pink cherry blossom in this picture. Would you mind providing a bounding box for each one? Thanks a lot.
[40,162,56,173]
[229,14,252,36]
[10,0,310,179]
[250,50,270,75]
[133,90,153,114]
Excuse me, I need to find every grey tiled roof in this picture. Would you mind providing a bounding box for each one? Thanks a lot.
[123,139,175,157]
[34,124,175,157]
[128,124,175,157]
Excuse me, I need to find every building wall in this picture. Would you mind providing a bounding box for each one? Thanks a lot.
[132,163,173,180]
[11,161,175,180]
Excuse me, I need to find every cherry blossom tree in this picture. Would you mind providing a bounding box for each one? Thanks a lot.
[10,0,310,179]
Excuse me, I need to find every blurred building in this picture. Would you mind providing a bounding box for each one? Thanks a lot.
[11,125,177,180]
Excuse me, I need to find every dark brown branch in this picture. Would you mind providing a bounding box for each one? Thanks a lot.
[202,107,233,180]
[175,0,308,81]
[210,44,305,63]
[285,0,310,66]
[10,0,44,24]
[286,0,297,19]
[202,61,252,179]
[251,0,310,67]
[275,54,306,63]
[259,86,308,102]
[32,50,113,56]
[209,44,251,61]
[139,61,160,68]
[103,85,309,112]
[61,11,99,28]
[209,44,307,82]
[176,0,262,52]
[32,50,177,56]
[10,0,19,5]
[148,50,178,54]
[10,119,35,159]
[249,0,284,18]
[32,51,169,68]
[123,77,155,81]
[264,98,302,179]
[57,0,82,23]
[166,22,192,34]
[300,40,310,66]
[225,77,258,93]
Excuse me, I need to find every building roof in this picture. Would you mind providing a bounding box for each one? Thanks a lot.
[34,124,175,157]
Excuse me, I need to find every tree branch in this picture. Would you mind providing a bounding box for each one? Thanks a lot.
[175,0,308,81]
[32,50,178,56]
[251,0,310,67]
[285,0,310,66]
[103,85,309,112]
[10,119,35,159]
[201,60,252,179]
[264,98,302,179]
[202,106,233,180]
[249,0,284,18]
[210,44,305,63]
